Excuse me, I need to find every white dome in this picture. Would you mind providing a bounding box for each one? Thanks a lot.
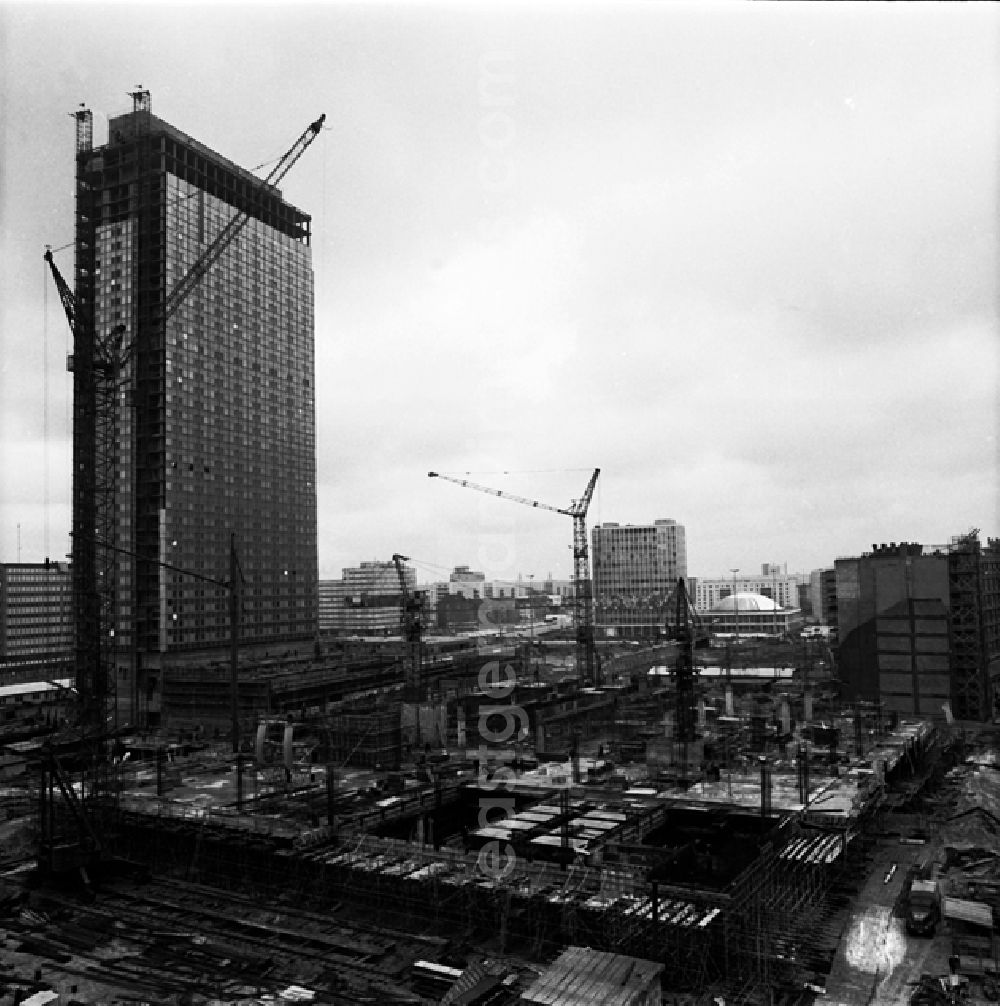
[711,591,781,613]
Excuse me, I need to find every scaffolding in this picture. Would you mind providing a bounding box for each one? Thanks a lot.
[949,533,991,721]
[328,704,402,770]
[101,788,870,1001]
[86,714,945,1000]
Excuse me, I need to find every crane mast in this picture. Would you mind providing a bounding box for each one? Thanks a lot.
[391,553,424,697]
[569,469,601,688]
[428,468,601,686]
[664,577,710,744]
[45,249,129,735]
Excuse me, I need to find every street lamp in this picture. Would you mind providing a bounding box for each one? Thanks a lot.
[773,566,779,639]
[528,574,535,677]
[730,568,740,644]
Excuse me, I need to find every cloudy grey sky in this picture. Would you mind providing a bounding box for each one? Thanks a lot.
[1,2,997,585]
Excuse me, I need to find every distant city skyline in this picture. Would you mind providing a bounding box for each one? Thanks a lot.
[2,3,996,585]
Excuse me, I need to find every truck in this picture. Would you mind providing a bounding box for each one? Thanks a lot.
[906,878,942,936]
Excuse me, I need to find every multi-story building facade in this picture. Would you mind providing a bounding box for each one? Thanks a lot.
[317,579,340,637]
[423,574,551,634]
[984,539,1000,711]
[797,581,812,619]
[692,567,803,613]
[322,561,416,636]
[835,536,999,721]
[448,566,486,598]
[591,520,687,639]
[69,92,318,724]
[483,578,534,600]
[0,563,73,680]
[538,577,576,603]
[808,569,838,628]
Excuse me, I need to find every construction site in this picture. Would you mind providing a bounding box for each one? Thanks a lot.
[4,615,1000,1006]
[4,89,1000,1006]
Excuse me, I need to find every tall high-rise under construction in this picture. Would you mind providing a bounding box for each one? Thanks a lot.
[71,91,318,725]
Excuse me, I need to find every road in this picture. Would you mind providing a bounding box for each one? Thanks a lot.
[815,836,953,1006]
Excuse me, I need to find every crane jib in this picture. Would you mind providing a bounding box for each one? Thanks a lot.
[428,466,601,686]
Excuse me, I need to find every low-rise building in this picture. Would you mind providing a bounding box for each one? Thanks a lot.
[693,565,806,613]
[319,560,416,636]
[707,591,801,638]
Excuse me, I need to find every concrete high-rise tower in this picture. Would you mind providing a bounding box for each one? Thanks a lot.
[71,92,318,725]
[591,519,687,639]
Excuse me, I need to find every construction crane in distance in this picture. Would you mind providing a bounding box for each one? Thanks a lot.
[427,468,601,687]
[663,577,711,747]
[391,553,425,699]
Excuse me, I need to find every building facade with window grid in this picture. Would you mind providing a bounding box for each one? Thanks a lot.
[692,569,804,613]
[0,563,73,677]
[591,520,687,639]
[835,538,999,721]
[322,562,417,636]
[73,97,318,722]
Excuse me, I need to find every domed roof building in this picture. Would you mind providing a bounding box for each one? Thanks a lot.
[709,591,800,637]
[712,592,781,612]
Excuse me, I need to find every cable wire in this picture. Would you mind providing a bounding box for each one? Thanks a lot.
[437,468,593,475]
[43,257,50,558]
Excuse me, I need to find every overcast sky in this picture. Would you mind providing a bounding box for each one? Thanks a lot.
[1,2,997,585]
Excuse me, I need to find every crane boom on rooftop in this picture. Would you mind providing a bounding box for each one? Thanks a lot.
[162,113,325,321]
[428,468,601,686]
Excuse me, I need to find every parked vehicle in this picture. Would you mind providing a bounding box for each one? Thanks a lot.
[906,878,942,936]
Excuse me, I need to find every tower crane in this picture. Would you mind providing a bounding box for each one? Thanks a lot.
[663,577,710,751]
[45,103,326,740]
[391,553,425,698]
[44,250,128,734]
[427,469,601,686]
